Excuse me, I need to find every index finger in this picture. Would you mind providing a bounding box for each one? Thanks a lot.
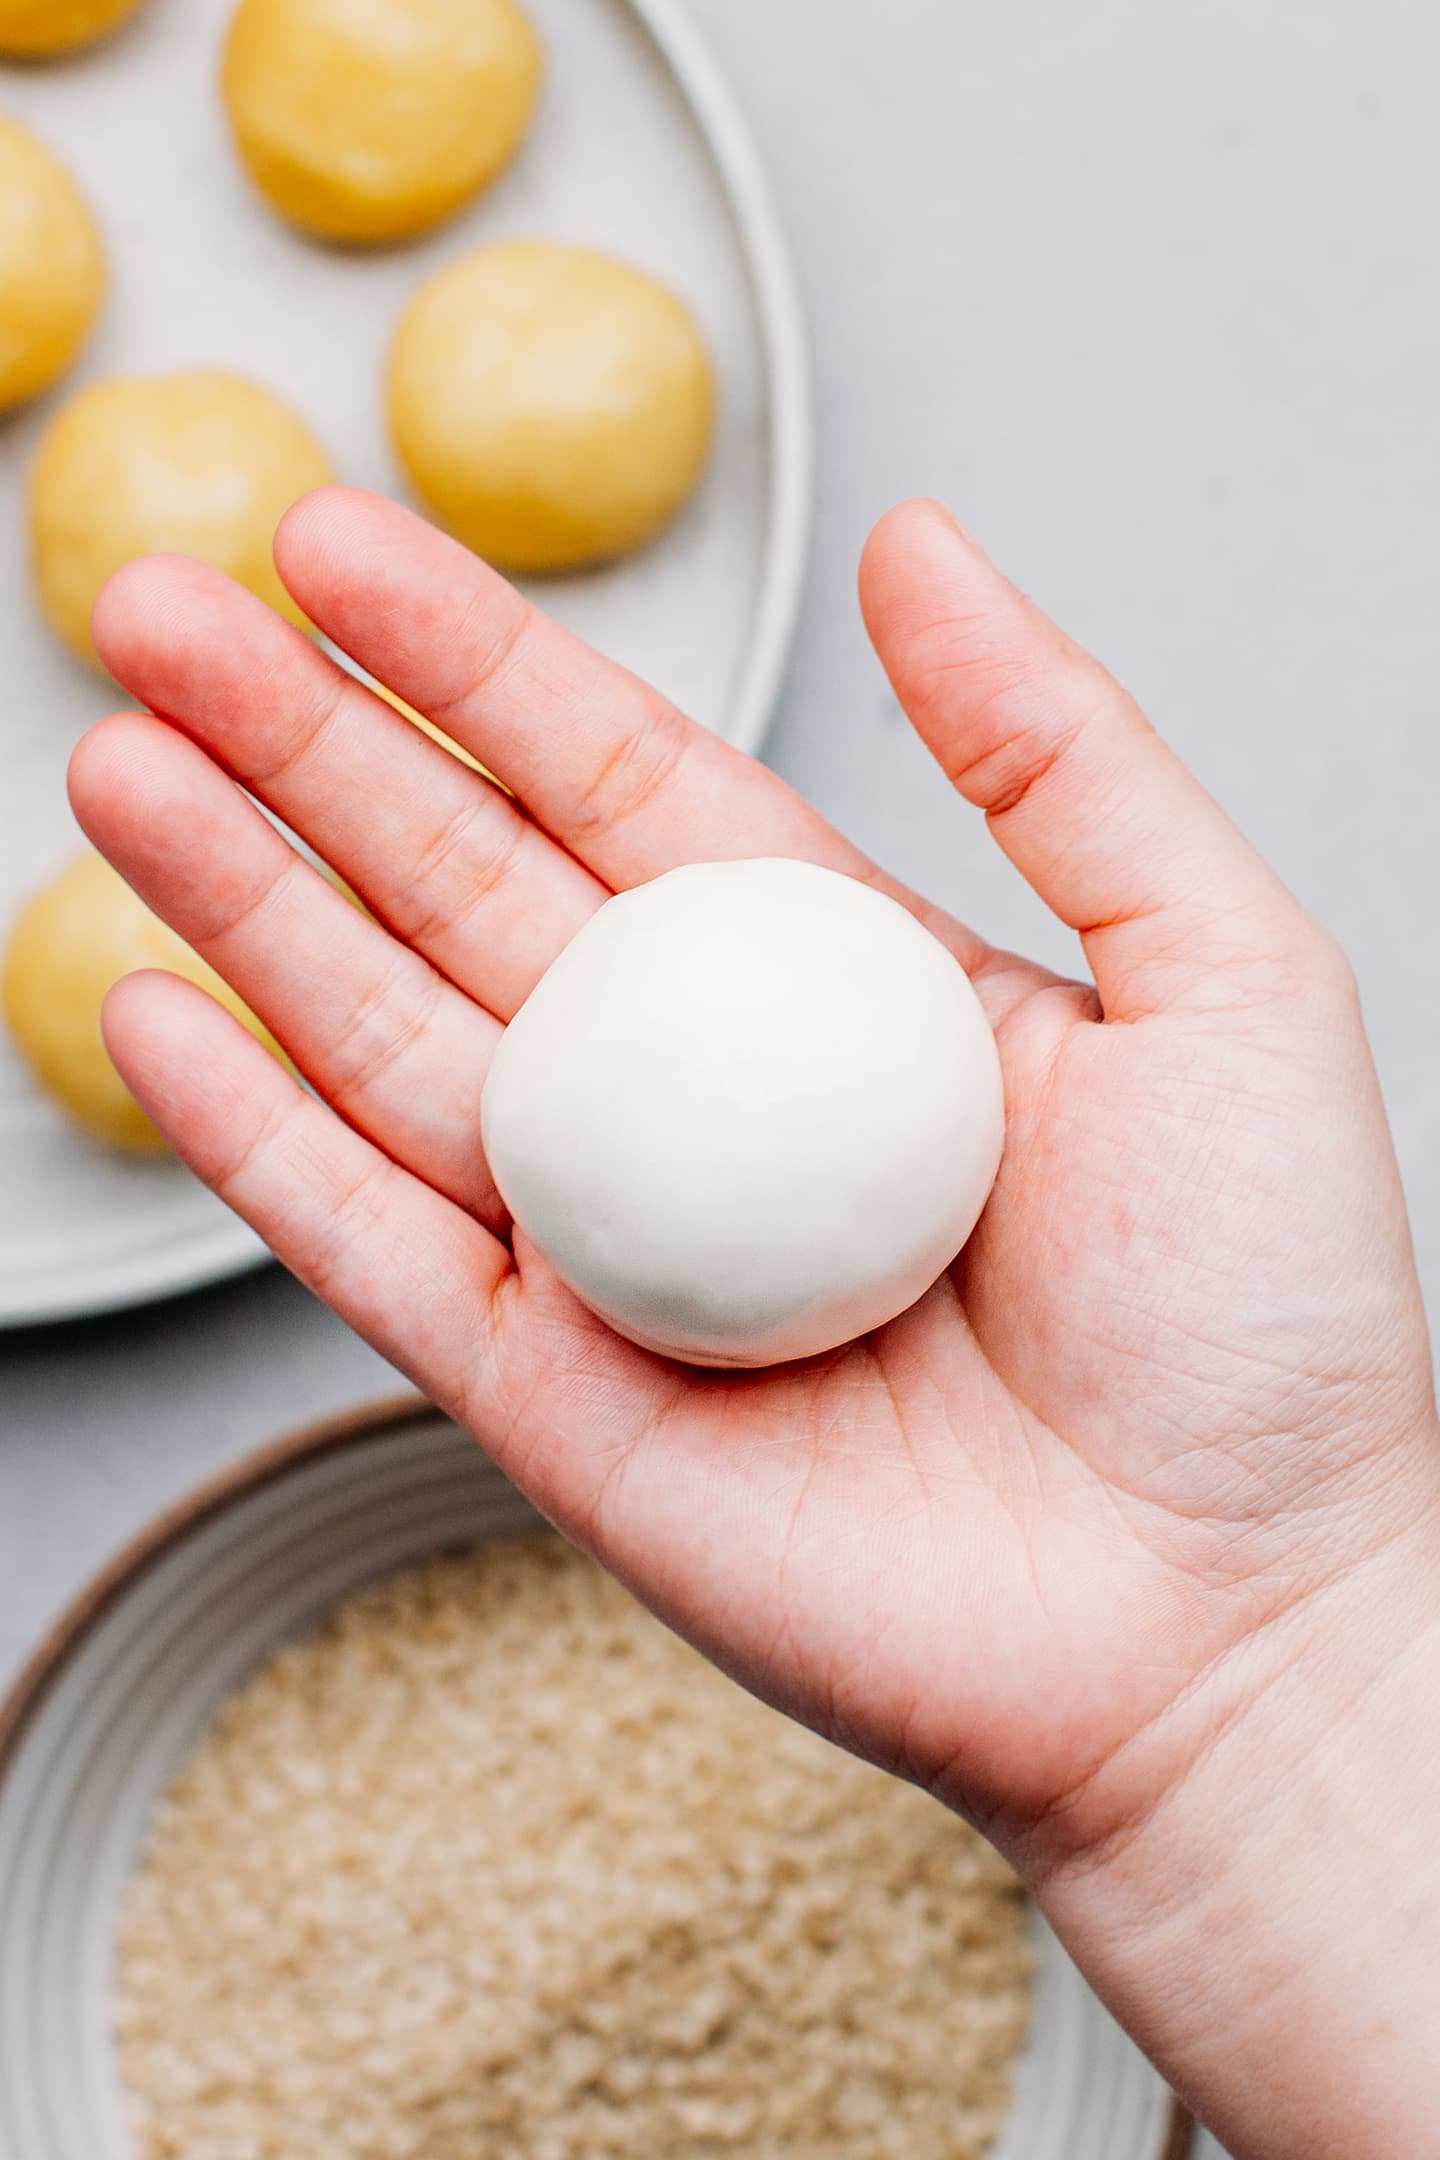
[272,488,987,969]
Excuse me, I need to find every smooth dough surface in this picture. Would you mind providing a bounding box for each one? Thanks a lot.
[28,369,334,668]
[222,0,542,243]
[0,118,105,414]
[482,858,1006,1368]
[2,851,282,1155]
[0,0,145,53]
[388,242,715,572]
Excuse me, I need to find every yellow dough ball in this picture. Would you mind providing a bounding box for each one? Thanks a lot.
[28,370,334,669]
[0,0,146,55]
[387,243,716,573]
[2,851,283,1156]
[221,0,542,245]
[0,117,104,414]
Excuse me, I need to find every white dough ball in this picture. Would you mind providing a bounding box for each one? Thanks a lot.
[481,858,1005,1368]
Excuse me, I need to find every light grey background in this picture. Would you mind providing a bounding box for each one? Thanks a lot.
[4,4,1438,2153]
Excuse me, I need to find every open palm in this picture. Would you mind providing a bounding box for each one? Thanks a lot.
[71,491,1435,1904]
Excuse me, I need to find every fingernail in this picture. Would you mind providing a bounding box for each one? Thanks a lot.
[926,498,982,552]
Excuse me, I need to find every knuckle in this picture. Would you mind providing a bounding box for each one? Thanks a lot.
[401,800,529,947]
[568,701,690,837]
[1239,912,1360,1015]
[426,589,532,729]
[910,616,1114,820]
[198,845,305,954]
[212,1090,294,1194]
[249,668,349,789]
[305,1160,392,1300]
[327,951,440,1100]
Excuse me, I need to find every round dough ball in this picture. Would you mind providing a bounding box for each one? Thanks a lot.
[222,0,542,244]
[482,859,1005,1368]
[2,851,283,1155]
[0,118,104,415]
[0,0,146,54]
[28,369,334,669]
[388,242,715,572]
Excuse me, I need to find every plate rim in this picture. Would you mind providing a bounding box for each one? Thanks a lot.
[0,1213,273,1333]
[1,0,814,1330]
[0,1391,1194,2160]
[627,0,815,758]
[0,1394,439,1768]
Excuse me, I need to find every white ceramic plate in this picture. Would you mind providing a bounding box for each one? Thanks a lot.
[0,1399,1190,2160]
[0,0,811,1328]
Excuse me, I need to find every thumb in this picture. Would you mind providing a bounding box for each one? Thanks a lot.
[859,499,1339,1022]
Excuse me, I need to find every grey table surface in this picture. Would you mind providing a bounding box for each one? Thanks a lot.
[4,4,1438,2154]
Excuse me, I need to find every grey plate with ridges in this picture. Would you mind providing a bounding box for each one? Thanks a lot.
[0,1400,1187,2159]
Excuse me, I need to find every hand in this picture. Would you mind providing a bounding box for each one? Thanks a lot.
[71,492,1440,2160]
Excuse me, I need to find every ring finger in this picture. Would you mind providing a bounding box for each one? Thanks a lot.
[69,711,509,1231]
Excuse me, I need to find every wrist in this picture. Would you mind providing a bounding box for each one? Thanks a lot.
[1022,1479,1440,2158]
